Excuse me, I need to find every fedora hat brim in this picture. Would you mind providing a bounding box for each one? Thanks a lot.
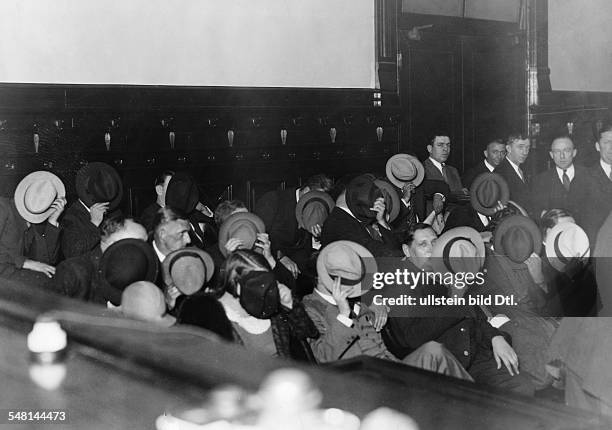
[317,240,377,297]
[162,247,215,293]
[469,173,509,216]
[374,179,400,222]
[430,226,485,274]
[218,212,266,257]
[295,190,335,230]
[494,215,541,262]
[385,154,425,188]
[14,171,65,224]
[545,222,590,272]
[76,162,123,210]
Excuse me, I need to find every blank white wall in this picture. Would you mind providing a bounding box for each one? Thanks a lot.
[0,0,376,88]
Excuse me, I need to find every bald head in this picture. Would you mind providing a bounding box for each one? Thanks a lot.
[100,218,148,252]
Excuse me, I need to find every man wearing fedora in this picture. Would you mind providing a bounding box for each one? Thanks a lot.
[582,122,612,246]
[381,225,536,395]
[62,162,123,259]
[530,135,590,221]
[303,240,473,380]
[494,133,533,215]
[0,171,66,287]
[52,216,148,301]
[254,173,333,279]
[462,139,506,189]
[321,175,402,258]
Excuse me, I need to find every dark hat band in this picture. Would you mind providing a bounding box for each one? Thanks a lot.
[442,237,472,274]
[553,232,570,264]
[168,251,207,277]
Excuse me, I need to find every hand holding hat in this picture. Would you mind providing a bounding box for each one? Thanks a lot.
[385,154,425,188]
[14,171,66,224]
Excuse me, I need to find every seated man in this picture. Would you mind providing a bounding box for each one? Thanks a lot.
[0,171,66,288]
[303,240,472,381]
[52,217,148,300]
[62,162,123,258]
[151,206,192,264]
[381,224,535,395]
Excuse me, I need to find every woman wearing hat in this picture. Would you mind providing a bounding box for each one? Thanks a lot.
[217,249,318,360]
[0,171,66,287]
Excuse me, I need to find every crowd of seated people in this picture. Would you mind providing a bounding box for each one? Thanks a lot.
[2,126,612,418]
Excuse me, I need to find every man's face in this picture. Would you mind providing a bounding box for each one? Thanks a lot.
[427,136,451,163]
[506,138,530,165]
[403,227,437,269]
[156,175,173,205]
[484,142,506,167]
[160,219,191,253]
[596,131,612,165]
[549,138,576,170]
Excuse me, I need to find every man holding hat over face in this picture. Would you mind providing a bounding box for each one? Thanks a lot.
[321,175,402,258]
[0,171,66,286]
[62,162,123,259]
[303,240,472,380]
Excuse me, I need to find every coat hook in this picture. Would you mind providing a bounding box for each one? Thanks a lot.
[227,129,235,147]
[376,126,384,142]
[104,132,111,151]
[280,129,287,145]
[169,131,176,149]
[329,127,337,144]
[566,121,574,135]
[33,122,39,154]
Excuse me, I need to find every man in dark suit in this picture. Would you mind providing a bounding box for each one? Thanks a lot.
[254,174,332,277]
[582,123,612,246]
[530,135,590,220]
[423,133,465,194]
[462,139,506,189]
[494,133,532,214]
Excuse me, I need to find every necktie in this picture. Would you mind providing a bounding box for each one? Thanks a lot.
[441,163,449,184]
[365,224,383,241]
[518,166,525,183]
[562,169,570,191]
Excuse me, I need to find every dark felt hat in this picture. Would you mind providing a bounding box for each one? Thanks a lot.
[295,190,335,231]
[165,172,199,215]
[494,215,541,263]
[345,175,383,223]
[470,173,509,216]
[316,240,377,297]
[162,247,215,295]
[431,226,485,275]
[374,179,400,223]
[385,154,425,188]
[99,238,159,305]
[76,162,123,210]
[218,212,266,257]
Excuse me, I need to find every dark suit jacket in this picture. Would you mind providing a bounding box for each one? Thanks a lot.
[462,160,491,190]
[61,201,101,259]
[443,205,488,233]
[423,158,464,192]
[530,164,590,219]
[0,197,61,276]
[254,188,301,258]
[51,246,103,300]
[494,158,531,214]
[140,202,161,233]
[582,163,612,246]
[321,207,402,258]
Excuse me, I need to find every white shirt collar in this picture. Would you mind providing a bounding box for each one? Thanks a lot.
[600,159,612,177]
[315,288,337,305]
[506,157,523,179]
[484,159,495,172]
[555,164,575,182]
[477,212,490,227]
[79,199,91,213]
[429,157,444,174]
[338,204,358,220]
[152,240,166,263]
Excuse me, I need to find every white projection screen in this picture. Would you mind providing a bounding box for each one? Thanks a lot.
[549,0,612,92]
[0,0,376,88]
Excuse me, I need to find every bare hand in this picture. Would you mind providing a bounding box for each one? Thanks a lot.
[331,276,351,317]
[493,200,507,214]
[367,303,389,332]
[278,283,293,309]
[224,237,244,254]
[164,285,181,310]
[195,202,213,217]
[47,197,67,226]
[371,197,387,224]
[492,335,519,376]
[23,259,55,278]
[280,256,300,279]
[433,194,445,214]
[255,233,276,269]
[524,252,545,285]
[401,183,416,201]
[310,224,322,238]
[89,202,110,227]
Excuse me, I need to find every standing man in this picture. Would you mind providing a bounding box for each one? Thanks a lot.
[494,133,532,214]
[582,123,612,246]
[462,139,506,189]
[530,135,590,220]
